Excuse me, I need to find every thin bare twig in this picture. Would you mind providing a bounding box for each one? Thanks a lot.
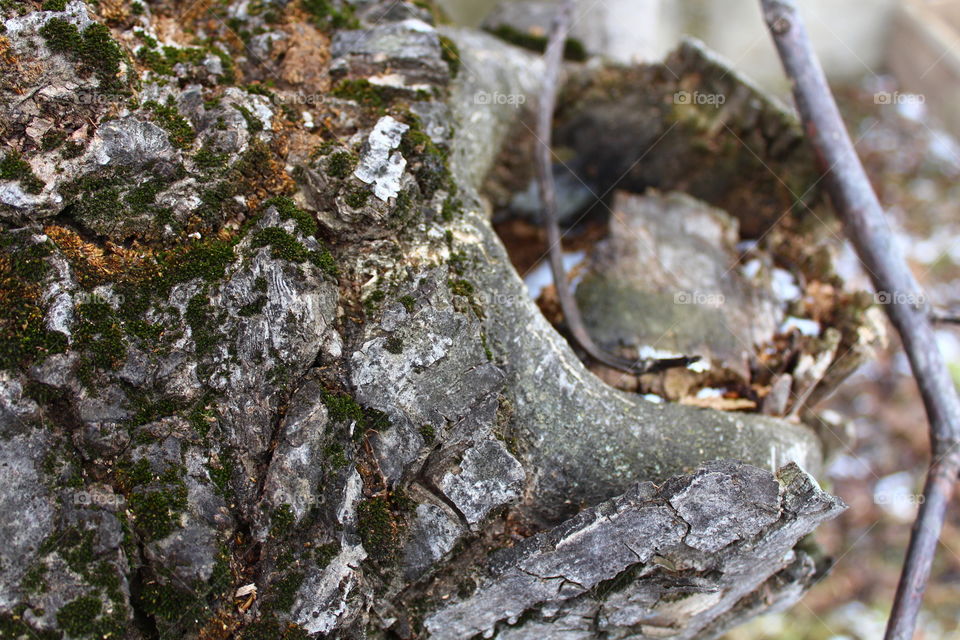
[759,2,960,638]
[537,1,697,375]
[930,310,960,325]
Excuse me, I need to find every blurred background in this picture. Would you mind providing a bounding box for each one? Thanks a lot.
[441,0,960,638]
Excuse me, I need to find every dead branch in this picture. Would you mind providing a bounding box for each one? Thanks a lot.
[759,1,960,638]
[536,0,697,375]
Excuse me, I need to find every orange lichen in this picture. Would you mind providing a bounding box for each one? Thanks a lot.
[44,225,158,287]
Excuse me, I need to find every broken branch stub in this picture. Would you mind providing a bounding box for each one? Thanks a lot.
[421,461,845,640]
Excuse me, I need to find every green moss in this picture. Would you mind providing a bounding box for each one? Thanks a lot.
[264,196,317,236]
[399,122,452,199]
[325,151,357,179]
[128,481,188,541]
[144,98,196,149]
[344,187,370,208]
[331,78,390,109]
[448,250,468,275]
[311,140,338,157]
[398,294,416,313]
[271,571,305,611]
[309,246,338,277]
[41,130,67,151]
[438,34,460,76]
[74,300,127,374]
[188,399,217,437]
[357,496,406,564]
[441,195,461,222]
[209,45,237,85]
[0,612,59,640]
[251,227,310,262]
[56,595,102,637]
[137,42,206,77]
[240,615,310,640]
[313,541,340,568]
[131,1,144,14]
[364,289,386,313]
[42,0,67,10]
[480,331,493,361]
[419,424,435,443]
[0,151,44,193]
[384,335,403,354]
[21,563,48,595]
[301,0,359,30]
[250,227,337,276]
[320,388,390,439]
[194,146,229,172]
[392,188,416,226]
[238,295,267,317]
[486,24,587,61]
[270,504,296,537]
[40,19,126,90]
[127,392,179,427]
[233,103,265,133]
[448,278,474,297]
[323,442,348,469]
[185,294,217,356]
[61,140,85,159]
[114,457,153,491]
[159,239,235,290]
[320,389,365,424]
[136,580,209,631]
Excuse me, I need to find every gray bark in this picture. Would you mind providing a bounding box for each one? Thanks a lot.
[0,2,863,639]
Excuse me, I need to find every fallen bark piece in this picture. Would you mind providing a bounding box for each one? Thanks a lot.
[423,460,844,640]
[577,189,782,384]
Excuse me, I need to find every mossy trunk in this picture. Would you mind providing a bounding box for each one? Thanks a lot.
[0,2,861,639]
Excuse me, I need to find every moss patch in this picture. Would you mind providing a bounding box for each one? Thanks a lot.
[0,235,68,371]
[438,34,460,76]
[399,119,452,199]
[127,477,188,542]
[301,0,358,31]
[344,187,370,208]
[325,150,357,179]
[251,227,338,276]
[357,495,408,565]
[0,151,44,193]
[331,78,392,110]
[486,24,587,61]
[264,196,317,237]
[39,18,127,91]
[320,388,390,439]
[144,98,196,149]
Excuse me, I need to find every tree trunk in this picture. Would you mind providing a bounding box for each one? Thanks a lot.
[0,1,868,638]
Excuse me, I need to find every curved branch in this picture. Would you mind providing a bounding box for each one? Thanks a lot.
[758,2,960,638]
[535,0,698,375]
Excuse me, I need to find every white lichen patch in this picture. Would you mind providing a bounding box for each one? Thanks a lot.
[354,116,410,201]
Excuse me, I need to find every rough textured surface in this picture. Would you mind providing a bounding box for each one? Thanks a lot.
[423,461,844,640]
[578,189,783,382]
[0,1,853,638]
